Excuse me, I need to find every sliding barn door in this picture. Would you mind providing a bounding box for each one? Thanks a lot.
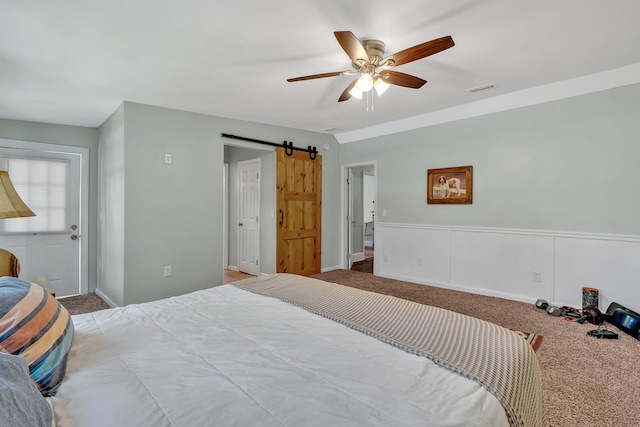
[276,147,322,276]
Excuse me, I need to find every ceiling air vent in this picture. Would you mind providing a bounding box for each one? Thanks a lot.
[466,83,496,93]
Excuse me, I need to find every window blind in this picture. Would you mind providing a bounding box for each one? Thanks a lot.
[2,157,69,234]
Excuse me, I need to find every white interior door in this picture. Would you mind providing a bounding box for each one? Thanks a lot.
[0,148,82,297]
[237,159,260,276]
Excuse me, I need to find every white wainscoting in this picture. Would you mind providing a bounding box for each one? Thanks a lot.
[375,223,640,311]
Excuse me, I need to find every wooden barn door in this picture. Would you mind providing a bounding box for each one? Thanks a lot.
[276,147,322,275]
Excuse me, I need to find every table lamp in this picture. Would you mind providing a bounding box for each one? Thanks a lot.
[0,170,36,277]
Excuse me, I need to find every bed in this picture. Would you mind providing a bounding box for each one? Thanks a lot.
[48,273,543,427]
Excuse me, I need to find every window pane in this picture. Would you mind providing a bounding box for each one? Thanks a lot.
[2,157,70,234]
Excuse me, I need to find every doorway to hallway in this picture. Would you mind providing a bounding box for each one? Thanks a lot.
[342,162,376,274]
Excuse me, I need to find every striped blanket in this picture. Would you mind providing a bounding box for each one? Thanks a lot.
[234,273,544,427]
[0,277,74,396]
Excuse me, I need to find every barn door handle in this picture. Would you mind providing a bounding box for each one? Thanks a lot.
[279,209,284,226]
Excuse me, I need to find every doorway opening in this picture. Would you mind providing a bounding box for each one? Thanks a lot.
[342,162,376,274]
[223,142,274,282]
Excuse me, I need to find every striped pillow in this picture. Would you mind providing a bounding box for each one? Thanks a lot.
[0,276,74,396]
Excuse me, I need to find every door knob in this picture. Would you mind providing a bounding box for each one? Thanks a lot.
[70,235,78,240]
[238,222,243,226]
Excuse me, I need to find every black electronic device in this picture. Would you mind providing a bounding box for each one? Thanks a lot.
[587,328,618,339]
[577,306,604,325]
[606,302,640,340]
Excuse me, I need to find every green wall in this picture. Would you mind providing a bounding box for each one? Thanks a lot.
[339,83,640,235]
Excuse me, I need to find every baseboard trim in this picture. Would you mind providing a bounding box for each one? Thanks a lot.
[351,252,365,262]
[95,288,120,308]
[376,271,537,305]
[321,265,341,273]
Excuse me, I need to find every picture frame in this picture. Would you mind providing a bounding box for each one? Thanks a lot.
[427,165,473,204]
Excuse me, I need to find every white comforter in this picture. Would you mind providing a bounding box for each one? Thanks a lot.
[51,283,508,427]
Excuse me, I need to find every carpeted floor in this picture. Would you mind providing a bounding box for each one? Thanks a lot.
[58,293,111,315]
[313,270,640,427]
[350,257,373,273]
[59,272,640,426]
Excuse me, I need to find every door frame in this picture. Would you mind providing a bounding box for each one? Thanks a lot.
[0,138,89,294]
[347,168,354,270]
[223,163,229,270]
[341,161,377,272]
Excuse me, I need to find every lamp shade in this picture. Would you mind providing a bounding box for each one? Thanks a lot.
[0,170,36,218]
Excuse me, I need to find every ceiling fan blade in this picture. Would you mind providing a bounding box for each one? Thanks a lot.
[334,31,370,66]
[379,70,427,88]
[382,35,454,67]
[338,79,358,102]
[287,71,347,82]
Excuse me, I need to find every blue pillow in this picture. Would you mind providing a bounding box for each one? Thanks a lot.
[0,276,74,396]
[0,352,53,426]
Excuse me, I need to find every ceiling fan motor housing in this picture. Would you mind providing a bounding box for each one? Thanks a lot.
[360,39,386,66]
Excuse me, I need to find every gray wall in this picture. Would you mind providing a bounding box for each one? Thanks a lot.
[97,105,125,306]
[339,83,640,235]
[121,103,225,304]
[99,102,340,305]
[0,118,100,291]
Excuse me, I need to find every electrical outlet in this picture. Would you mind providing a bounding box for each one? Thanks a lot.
[165,153,172,164]
[532,271,541,282]
[164,266,172,277]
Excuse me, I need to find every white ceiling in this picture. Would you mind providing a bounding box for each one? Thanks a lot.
[2,1,640,141]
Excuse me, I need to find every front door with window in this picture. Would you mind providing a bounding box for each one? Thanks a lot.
[0,149,81,297]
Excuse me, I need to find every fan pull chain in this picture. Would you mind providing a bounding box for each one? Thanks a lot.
[366,89,374,112]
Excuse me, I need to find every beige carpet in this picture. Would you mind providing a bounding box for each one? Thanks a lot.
[313,270,640,427]
[58,293,110,315]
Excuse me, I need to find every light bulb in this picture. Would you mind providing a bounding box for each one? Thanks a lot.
[356,74,374,92]
[349,86,363,99]
[374,78,390,96]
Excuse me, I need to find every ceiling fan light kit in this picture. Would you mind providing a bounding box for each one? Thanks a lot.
[287,31,455,103]
[355,73,374,92]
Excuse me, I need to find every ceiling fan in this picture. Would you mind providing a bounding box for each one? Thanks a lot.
[287,31,455,102]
